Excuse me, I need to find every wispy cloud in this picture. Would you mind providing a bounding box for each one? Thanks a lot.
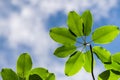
[0,0,119,79]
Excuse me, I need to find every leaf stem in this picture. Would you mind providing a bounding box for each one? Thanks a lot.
[87,40,93,44]
[77,41,83,44]
[81,36,86,43]
[89,44,95,80]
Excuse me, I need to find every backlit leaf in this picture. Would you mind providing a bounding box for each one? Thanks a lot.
[105,52,120,72]
[82,10,93,36]
[65,51,84,76]
[92,25,120,44]
[83,51,95,72]
[46,73,55,80]
[67,11,83,37]
[98,69,120,80]
[93,46,111,63]
[112,52,120,65]
[1,68,18,80]
[54,45,76,58]
[17,53,32,78]
[104,61,120,72]
[50,27,76,45]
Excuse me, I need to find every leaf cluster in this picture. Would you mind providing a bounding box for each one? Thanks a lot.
[0,53,55,80]
[0,10,120,80]
[49,10,120,79]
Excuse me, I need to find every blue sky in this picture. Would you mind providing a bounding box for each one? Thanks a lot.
[0,0,120,80]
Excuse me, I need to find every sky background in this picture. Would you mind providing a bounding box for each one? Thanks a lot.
[0,0,120,80]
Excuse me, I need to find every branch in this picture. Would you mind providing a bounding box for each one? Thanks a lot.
[89,44,95,80]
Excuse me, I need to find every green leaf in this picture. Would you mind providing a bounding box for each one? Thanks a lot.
[82,10,93,36]
[98,70,110,80]
[54,45,76,58]
[50,27,76,45]
[83,51,95,72]
[67,11,83,37]
[108,70,120,80]
[28,68,49,80]
[104,61,120,72]
[92,25,120,44]
[46,73,55,80]
[111,69,120,75]
[17,53,32,78]
[29,74,42,80]
[104,52,120,71]
[98,69,120,80]
[65,51,84,76]
[93,46,111,63]
[18,76,26,80]
[112,52,120,65]
[1,68,18,80]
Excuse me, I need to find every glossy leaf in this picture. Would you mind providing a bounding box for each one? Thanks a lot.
[54,45,76,58]
[50,27,76,45]
[93,46,111,63]
[17,53,32,78]
[82,10,93,36]
[65,51,84,76]
[92,25,120,44]
[98,69,120,80]
[83,51,95,72]
[28,68,49,79]
[1,68,18,80]
[67,11,83,37]
[46,73,55,80]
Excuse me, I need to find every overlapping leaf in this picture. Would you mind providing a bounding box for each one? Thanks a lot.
[28,68,49,79]
[105,52,120,72]
[93,46,111,63]
[98,69,120,80]
[27,67,55,80]
[112,52,120,65]
[1,53,56,80]
[29,74,42,80]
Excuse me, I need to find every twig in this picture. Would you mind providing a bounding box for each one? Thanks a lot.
[89,44,95,80]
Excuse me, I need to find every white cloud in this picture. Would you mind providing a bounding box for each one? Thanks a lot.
[38,0,118,19]
[0,0,119,80]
